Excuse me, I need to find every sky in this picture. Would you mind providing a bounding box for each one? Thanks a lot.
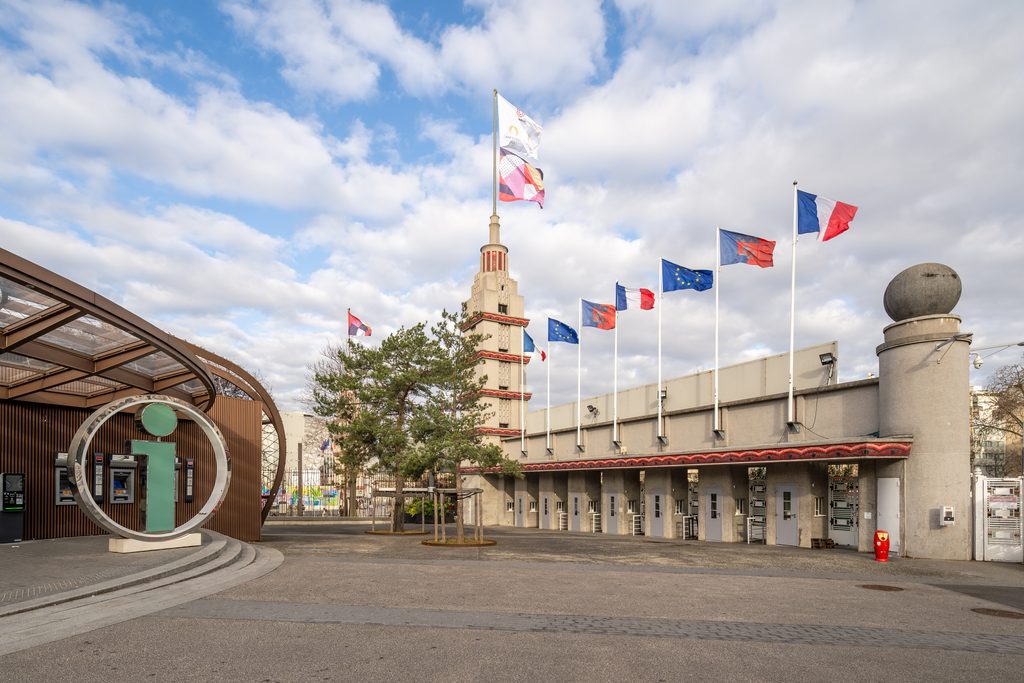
[1,0,1022,411]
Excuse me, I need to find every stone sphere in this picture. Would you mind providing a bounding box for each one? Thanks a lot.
[883,263,961,322]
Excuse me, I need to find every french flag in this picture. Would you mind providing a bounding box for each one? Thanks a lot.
[797,190,858,242]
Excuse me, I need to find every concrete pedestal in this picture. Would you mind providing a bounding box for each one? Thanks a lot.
[109,533,202,554]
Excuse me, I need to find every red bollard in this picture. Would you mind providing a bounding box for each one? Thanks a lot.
[874,529,890,562]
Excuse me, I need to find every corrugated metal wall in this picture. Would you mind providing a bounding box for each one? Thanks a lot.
[0,396,262,542]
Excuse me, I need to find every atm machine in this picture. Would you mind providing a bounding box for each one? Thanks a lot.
[54,453,76,505]
[108,454,137,504]
[1,472,26,543]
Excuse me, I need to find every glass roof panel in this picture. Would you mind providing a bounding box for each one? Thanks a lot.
[52,380,113,395]
[0,365,39,384]
[178,378,206,393]
[124,351,184,378]
[38,314,139,356]
[0,277,61,329]
[0,352,57,373]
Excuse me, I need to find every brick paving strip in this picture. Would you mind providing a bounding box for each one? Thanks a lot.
[162,598,1024,655]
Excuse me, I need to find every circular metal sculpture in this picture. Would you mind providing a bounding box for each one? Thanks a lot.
[883,262,961,322]
[67,394,231,541]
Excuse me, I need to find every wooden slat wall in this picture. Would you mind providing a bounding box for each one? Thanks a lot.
[0,396,262,542]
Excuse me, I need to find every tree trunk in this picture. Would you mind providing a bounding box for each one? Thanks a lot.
[391,474,405,532]
[455,464,464,543]
[346,472,357,517]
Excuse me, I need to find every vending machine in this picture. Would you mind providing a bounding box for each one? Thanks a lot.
[1,472,26,543]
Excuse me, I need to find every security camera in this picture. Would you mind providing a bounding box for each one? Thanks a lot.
[972,354,983,370]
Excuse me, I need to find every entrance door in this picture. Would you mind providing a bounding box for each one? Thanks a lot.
[776,486,798,546]
[877,478,901,554]
[515,496,524,527]
[570,495,581,531]
[650,492,664,537]
[541,495,551,529]
[705,489,722,541]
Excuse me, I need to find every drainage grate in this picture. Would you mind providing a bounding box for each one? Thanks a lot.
[859,584,904,592]
[972,608,1024,619]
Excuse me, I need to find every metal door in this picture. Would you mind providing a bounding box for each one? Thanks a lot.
[515,496,524,527]
[650,492,664,537]
[776,486,798,546]
[876,477,901,554]
[828,473,859,547]
[541,495,551,529]
[705,489,722,541]
[975,477,1022,562]
[570,495,581,531]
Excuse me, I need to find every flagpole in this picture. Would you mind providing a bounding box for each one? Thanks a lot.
[521,329,526,454]
[613,306,619,445]
[492,89,498,217]
[788,180,798,426]
[546,335,552,452]
[714,228,721,434]
[657,260,663,440]
[577,298,582,450]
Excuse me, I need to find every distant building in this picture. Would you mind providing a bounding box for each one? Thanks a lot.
[280,411,332,487]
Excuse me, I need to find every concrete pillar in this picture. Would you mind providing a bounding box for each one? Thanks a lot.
[877,313,971,559]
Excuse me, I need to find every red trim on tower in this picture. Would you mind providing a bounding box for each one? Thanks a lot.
[478,388,533,401]
[464,440,912,474]
[462,312,530,331]
[474,350,532,364]
[477,427,524,437]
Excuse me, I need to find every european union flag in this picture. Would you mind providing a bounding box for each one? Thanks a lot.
[662,258,713,292]
[548,318,579,344]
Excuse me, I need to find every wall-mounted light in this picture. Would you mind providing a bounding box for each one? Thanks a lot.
[819,352,836,366]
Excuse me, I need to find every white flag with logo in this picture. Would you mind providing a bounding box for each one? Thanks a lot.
[497,93,542,163]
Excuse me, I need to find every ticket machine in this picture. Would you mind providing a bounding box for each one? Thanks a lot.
[54,452,76,505]
[107,454,137,504]
[1,472,26,543]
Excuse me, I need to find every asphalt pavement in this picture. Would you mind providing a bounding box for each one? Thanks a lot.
[0,521,1021,681]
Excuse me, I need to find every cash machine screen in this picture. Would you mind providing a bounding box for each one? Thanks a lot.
[112,474,130,498]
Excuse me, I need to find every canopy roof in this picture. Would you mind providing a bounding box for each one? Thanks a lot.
[0,248,218,408]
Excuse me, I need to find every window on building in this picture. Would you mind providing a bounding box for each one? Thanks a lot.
[499,422,509,428]
[506,500,514,512]
[573,497,579,516]
[556,500,565,513]
[675,499,685,515]
[610,495,616,516]
[498,304,508,314]
[710,493,718,519]
[627,499,637,514]
[735,498,748,515]
[654,495,661,519]
[543,498,549,515]
[815,496,826,517]
[587,500,597,513]
[498,385,509,390]
[517,497,522,514]
[529,500,537,512]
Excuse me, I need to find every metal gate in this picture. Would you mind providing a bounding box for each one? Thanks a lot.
[974,477,1023,562]
[748,468,766,544]
[828,467,859,547]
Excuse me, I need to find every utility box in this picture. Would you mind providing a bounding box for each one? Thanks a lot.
[941,505,955,526]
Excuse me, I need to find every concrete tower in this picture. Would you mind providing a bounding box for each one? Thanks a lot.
[876,263,971,560]
[464,214,530,445]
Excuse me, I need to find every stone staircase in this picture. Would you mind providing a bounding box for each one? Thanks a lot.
[0,531,282,656]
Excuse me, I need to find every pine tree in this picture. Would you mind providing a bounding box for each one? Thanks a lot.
[409,310,521,542]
